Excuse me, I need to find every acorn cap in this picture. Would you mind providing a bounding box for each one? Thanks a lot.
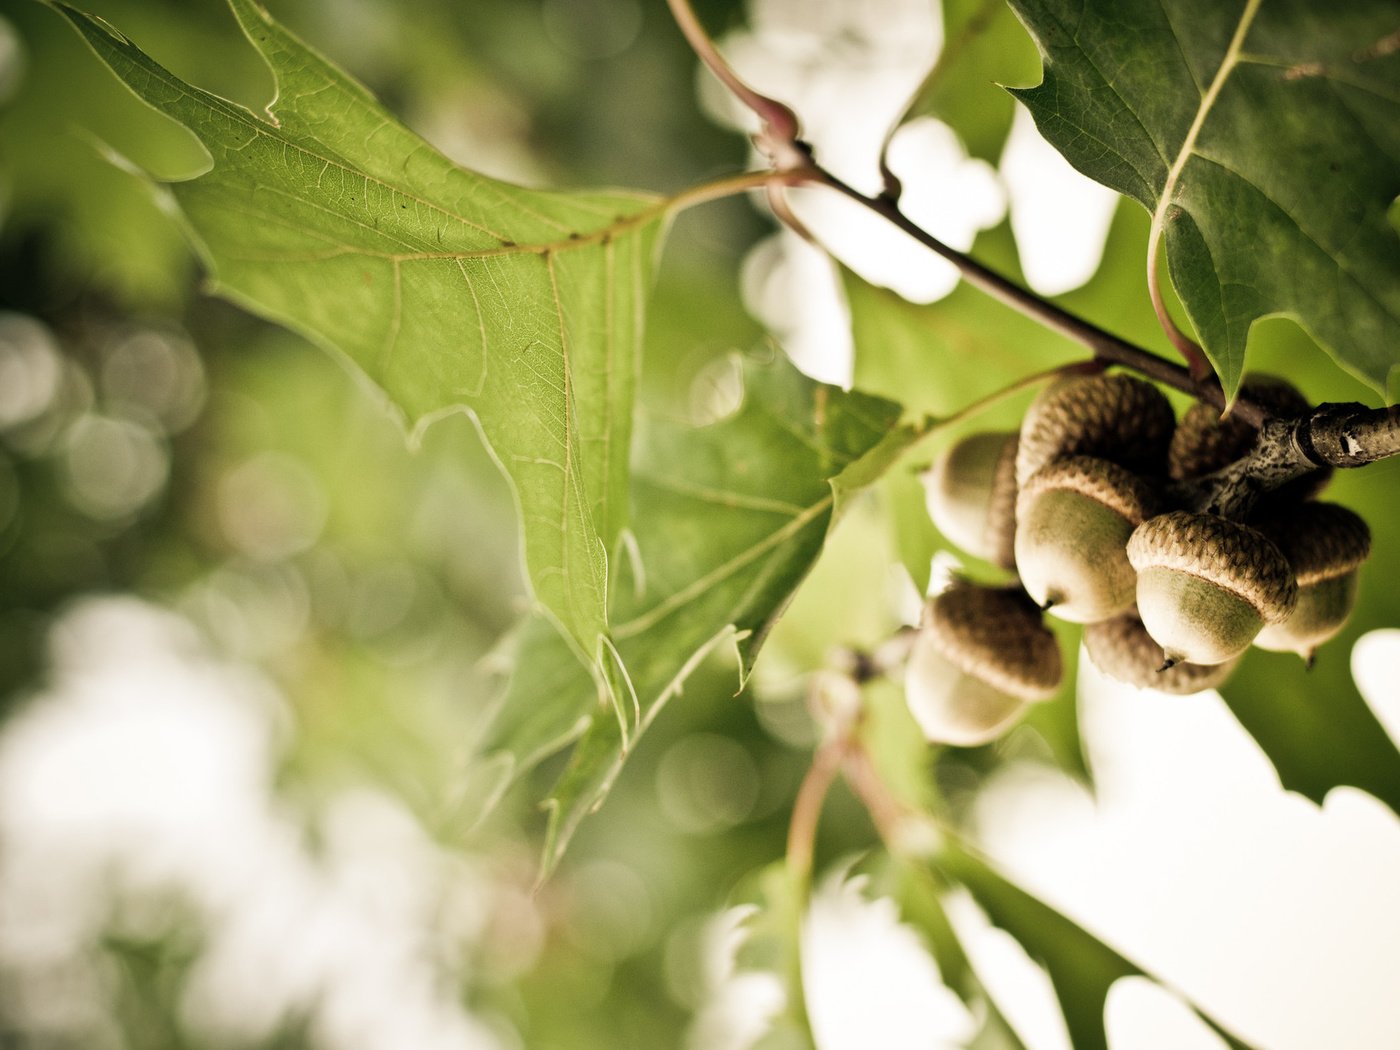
[1126,511,1297,624]
[924,584,1062,701]
[1171,376,1332,502]
[1017,373,1175,487]
[1017,456,1158,526]
[924,431,1018,570]
[1084,612,1240,695]
[1256,502,1370,586]
[1168,375,1311,480]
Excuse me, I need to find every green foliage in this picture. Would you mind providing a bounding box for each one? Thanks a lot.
[898,0,1041,164]
[12,0,1400,1044]
[56,0,664,664]
[489,355,915,870]
[1010,0,1400,397]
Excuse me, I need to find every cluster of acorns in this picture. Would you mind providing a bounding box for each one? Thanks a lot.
[905,372,1372,747]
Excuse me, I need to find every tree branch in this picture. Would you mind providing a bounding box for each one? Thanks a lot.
[801,167,1267,426]
[1189,404,1400,518]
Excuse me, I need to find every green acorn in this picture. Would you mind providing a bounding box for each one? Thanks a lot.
[1127,511,1297,666]
[904,583,1062,746]
[1084,612,1240,695]
[922,430,1019,570]
[1014,456,1158,623]
[1254,502,1371,662]
[1016,373,1175,488]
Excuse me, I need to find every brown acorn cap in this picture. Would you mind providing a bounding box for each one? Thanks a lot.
[1016,456,1158,527]
[925,583,1062,701]
[1084,612,1240,695]
[1255,502,1371,586]
[1169,375,1311,480]
[1017,373,1175,488]
[1126,511,1298,624]
[1170,376,1332,500]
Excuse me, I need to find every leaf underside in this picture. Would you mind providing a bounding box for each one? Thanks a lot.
[487,356,915,873]
[56,0,667,658]
[1010,0,1400,397]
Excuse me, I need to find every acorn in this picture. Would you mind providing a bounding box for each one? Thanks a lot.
[1014,456,1159,623]
[922,430,1018,569]
[1127,510,1297,666]
[1169,374,1330,501]
[1016,372,1175,488]
[1253,502,1371,662]
[904,582,1062,746]
[1084,611,1240,695]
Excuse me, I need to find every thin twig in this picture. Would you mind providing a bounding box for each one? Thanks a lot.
[662,168,810,214]
[875,0,1004,200]
[916,361,1103,437]
[786,734,851,884]
[663,0,809,171]
[1147,229,1213,380]
[806,167,1266,426]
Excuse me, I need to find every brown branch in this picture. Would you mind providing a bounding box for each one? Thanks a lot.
[802,167,1267,427]
[1189,404,1400,518]
[1298,403,1400,468]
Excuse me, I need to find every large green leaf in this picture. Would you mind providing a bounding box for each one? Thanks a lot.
[486,355,917,871]
[56,0,668,659]
[1009,0,1400,397]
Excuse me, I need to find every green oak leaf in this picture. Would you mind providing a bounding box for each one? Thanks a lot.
[485,355,917,873]
[56,0,669,660]
[1009,0,1400,397]
[898,0,1043,164]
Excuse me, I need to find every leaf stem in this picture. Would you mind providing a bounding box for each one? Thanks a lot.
[786,732,850,885]
[1146,0,1262,381]
[662,168,810,215]
[782,715,855,1045]
[1147,232,1213,380]
[663,0,809,170]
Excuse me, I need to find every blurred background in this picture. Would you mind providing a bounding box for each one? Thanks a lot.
[3,0,1400,1048]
